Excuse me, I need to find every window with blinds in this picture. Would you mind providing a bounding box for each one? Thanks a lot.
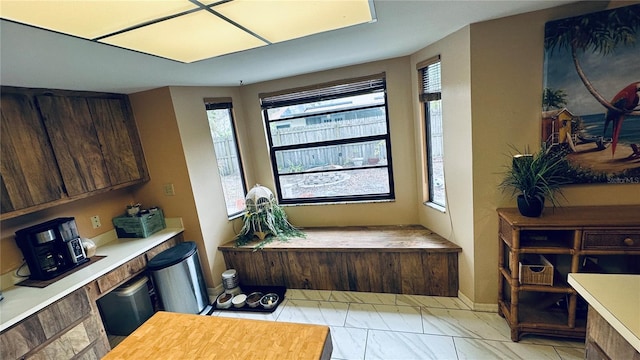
[419,57,446,208]
[260,74,394,204]
[204,99,248,218]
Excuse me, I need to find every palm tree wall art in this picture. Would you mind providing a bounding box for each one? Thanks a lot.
[542,4,640,184]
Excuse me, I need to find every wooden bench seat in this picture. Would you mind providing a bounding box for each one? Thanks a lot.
[218,225,462,297]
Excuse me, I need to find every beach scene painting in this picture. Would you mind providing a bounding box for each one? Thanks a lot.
[542,4,640,185]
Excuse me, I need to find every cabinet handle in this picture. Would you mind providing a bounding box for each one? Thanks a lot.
[623,237,635,246]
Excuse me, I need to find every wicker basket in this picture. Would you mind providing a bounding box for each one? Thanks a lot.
[519,255,553,286]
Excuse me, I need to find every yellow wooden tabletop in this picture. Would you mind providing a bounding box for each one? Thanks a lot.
[103,311,332,360]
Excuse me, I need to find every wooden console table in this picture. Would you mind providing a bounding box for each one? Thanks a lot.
[103,312,333,360]
[497,205,640,341]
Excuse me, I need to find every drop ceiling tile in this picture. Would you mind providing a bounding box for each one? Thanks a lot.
[212,0,374,43]
[0,0,198,39]
[98,10,267,63]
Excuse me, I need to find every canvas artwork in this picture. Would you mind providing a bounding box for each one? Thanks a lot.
[542,4,640,184]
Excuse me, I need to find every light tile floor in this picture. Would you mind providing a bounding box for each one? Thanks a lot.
[211,289,585,360]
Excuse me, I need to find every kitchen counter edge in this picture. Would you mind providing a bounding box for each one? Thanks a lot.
[0,220,184,333]
[567,273,640,352]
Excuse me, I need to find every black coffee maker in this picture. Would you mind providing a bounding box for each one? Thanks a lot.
[15,217,88,280]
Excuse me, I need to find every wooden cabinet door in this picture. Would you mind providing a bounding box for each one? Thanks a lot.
[36,95,111,196]
[88,96,148,185]
[0,288,108,360]
[0,92,64,212]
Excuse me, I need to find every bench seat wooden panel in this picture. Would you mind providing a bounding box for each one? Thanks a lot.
[219,225,460,297]
[224,226,462,252]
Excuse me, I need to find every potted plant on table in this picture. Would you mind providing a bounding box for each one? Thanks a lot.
[499,146,571,217]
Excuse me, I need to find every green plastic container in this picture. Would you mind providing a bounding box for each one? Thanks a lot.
[112,209,166,238]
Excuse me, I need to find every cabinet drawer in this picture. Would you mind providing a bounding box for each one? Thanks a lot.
[582,230,640,250]
[96,255,146,294]
[499,218,515,247]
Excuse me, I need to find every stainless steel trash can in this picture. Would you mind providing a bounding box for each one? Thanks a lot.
[147,241,209,314]
[97,275,154,335]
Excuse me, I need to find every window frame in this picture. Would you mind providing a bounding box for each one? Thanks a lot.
[260,73,395,205]
[418,56,446,209]
[204,98,248,219]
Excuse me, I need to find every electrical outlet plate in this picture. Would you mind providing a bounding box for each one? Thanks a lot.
[91,215,101,229]
[163,183,175,196]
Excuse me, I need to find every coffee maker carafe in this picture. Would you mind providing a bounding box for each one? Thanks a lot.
[15,217,88,280]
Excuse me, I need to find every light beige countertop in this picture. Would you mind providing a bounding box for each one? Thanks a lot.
[0,218,184,333]
[568,273,640,352]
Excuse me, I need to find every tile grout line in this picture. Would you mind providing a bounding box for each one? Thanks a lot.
[362,328,370,360]
[451,334,461,360]
[281,290,585,359]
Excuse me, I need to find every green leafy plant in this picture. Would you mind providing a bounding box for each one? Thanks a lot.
[234,185,305,249]
[499,145,572,209]
[286,160,304,173]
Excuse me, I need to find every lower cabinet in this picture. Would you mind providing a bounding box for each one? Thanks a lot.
[0,288,109,360]
[585,307,640,360]
[0,234,183,359]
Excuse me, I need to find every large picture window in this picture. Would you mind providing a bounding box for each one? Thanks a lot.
[205,99,247,218]
[419,56,446,208]
[260,74,394,204]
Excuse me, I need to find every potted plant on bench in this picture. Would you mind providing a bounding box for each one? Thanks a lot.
[234,185,305,248]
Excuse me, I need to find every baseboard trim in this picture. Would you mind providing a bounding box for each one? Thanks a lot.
[208,284,224,302]
[207,286,500,313]
[458,291,498,312]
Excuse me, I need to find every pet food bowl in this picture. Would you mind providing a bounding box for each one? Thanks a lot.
[260,293,279,310]
[232,294,247,308]
[216,293,233,309]
[246,292,263,308]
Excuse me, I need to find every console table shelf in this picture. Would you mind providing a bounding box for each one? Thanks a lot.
[497,205,640,342]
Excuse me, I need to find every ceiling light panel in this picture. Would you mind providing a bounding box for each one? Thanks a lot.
[98,10,268,63]
[0,0,198,39]
[213,0,374,43]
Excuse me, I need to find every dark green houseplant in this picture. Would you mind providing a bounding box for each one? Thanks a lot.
[499,146,571,217]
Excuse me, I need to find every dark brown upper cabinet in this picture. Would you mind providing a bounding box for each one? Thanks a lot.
[36,95,111,196]
[87,97,147,186]
[0,91,65,213]
[0,87,149,219]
